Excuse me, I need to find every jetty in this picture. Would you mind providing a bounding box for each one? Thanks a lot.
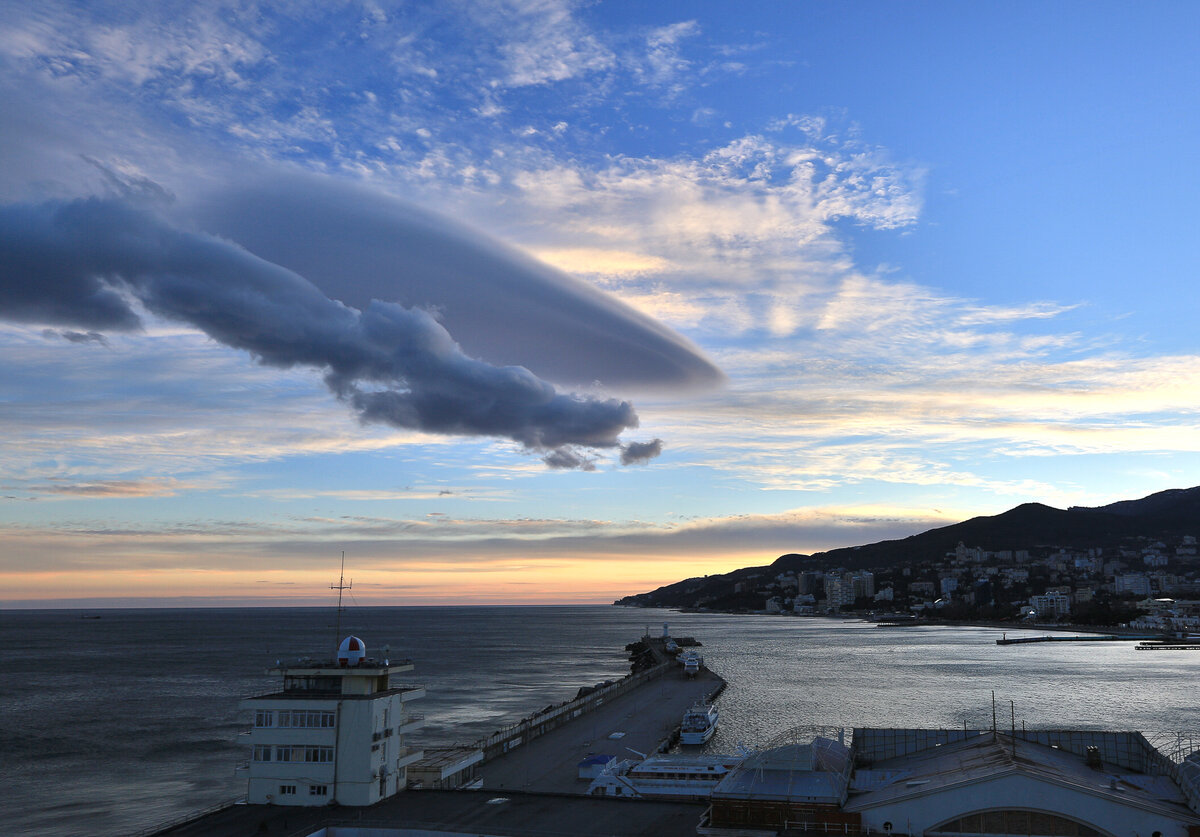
[996,633,1158,645]
[477,640,724,794]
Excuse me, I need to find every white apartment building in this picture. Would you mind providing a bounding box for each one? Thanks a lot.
[1029,592,1072,619]
[242,635,425,806]
[1115,573,1153,597]
[825,572,875,609]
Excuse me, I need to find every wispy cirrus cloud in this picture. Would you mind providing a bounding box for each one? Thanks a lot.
[485,0,615,87]
[0,501,955,577]
[18,479,192,498]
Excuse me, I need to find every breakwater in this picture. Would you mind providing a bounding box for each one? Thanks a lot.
[476,634,726,793]
[995,634,1157,645]
[474,633,723,764]
[475,657,673,761]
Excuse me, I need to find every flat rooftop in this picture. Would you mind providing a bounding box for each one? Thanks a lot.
[845,731,1198,822]
[153,790,704,837]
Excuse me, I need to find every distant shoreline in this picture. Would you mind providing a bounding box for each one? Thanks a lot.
[634,605,1165,637]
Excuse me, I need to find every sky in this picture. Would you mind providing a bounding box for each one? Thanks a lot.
[2,1,1199,607]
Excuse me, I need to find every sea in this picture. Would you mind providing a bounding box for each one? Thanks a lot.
[2,605,1197,836]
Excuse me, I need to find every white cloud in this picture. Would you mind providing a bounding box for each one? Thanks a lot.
[487,0,615,87]
[639,20,700,90]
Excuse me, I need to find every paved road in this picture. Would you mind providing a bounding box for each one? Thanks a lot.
[480,667,725,794]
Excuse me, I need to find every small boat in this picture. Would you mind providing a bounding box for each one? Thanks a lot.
[678,649,703,677]
[679,701,719,745]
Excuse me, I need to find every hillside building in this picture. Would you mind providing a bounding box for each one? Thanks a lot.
[1030,591,1072,619]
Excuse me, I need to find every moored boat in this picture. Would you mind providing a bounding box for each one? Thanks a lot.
[679,701,719,745]
[678,649,703,677]
[587,752,741,799]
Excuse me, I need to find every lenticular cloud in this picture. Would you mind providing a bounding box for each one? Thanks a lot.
[187,173,723,392]
[0,196,662,468]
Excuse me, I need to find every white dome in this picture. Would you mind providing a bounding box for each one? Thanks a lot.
[337,635,366,666]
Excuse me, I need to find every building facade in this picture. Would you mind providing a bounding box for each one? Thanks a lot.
[242,635,425,806]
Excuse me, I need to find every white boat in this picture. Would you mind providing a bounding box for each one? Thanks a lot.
[678,649,703,677]
[587,753,740,799]
[679,701,719,745]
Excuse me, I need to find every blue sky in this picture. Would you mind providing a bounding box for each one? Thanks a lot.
[2,1,1199,606]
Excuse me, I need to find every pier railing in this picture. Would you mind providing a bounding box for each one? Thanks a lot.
[475,659,675,761]
[130,795,244,837]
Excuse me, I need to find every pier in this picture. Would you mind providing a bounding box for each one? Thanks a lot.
[996,634,1158,645]
[478,657,724,794]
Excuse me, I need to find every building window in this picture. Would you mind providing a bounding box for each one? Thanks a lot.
[276,745,334,763]
[929,810,1101,836]
[254,710,274,728]
[278,710,335,728]
[309,785,328,796]
[253,745,272,762]
[278,785,296,795]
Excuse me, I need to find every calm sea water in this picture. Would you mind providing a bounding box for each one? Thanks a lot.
[2,606,1196,836]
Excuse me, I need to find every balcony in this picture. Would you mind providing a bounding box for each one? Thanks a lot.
[397,714,425,734]
[395,747,425,770]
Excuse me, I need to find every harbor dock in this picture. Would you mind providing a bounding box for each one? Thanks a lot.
[479,666,724,793]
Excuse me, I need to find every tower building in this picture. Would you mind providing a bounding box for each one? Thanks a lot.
[241,635,425,806]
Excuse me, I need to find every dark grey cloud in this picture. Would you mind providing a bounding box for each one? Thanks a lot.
[620,438,663,465]
[542,448,597,471]
[186,174,723,392]
[0,197,662,467]
[0,201,143,330]
[42,328,109,346]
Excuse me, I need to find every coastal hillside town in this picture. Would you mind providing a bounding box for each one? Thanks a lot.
[617,488,1200,632]
[702,535,1199,631]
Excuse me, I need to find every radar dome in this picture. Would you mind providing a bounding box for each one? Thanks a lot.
[337,635,366,666]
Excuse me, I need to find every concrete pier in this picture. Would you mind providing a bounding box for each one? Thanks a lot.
[995,634,1157,645]
[480,666,724,793]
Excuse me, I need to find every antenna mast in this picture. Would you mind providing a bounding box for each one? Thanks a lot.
[332,551,352,655]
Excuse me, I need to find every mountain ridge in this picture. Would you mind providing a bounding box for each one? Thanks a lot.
[616,485,1200,609]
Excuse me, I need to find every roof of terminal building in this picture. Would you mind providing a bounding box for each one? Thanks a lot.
[711,739,851,804]
[843,731,1200,822]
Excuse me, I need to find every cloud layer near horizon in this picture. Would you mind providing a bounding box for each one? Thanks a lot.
[0,195,691,466]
